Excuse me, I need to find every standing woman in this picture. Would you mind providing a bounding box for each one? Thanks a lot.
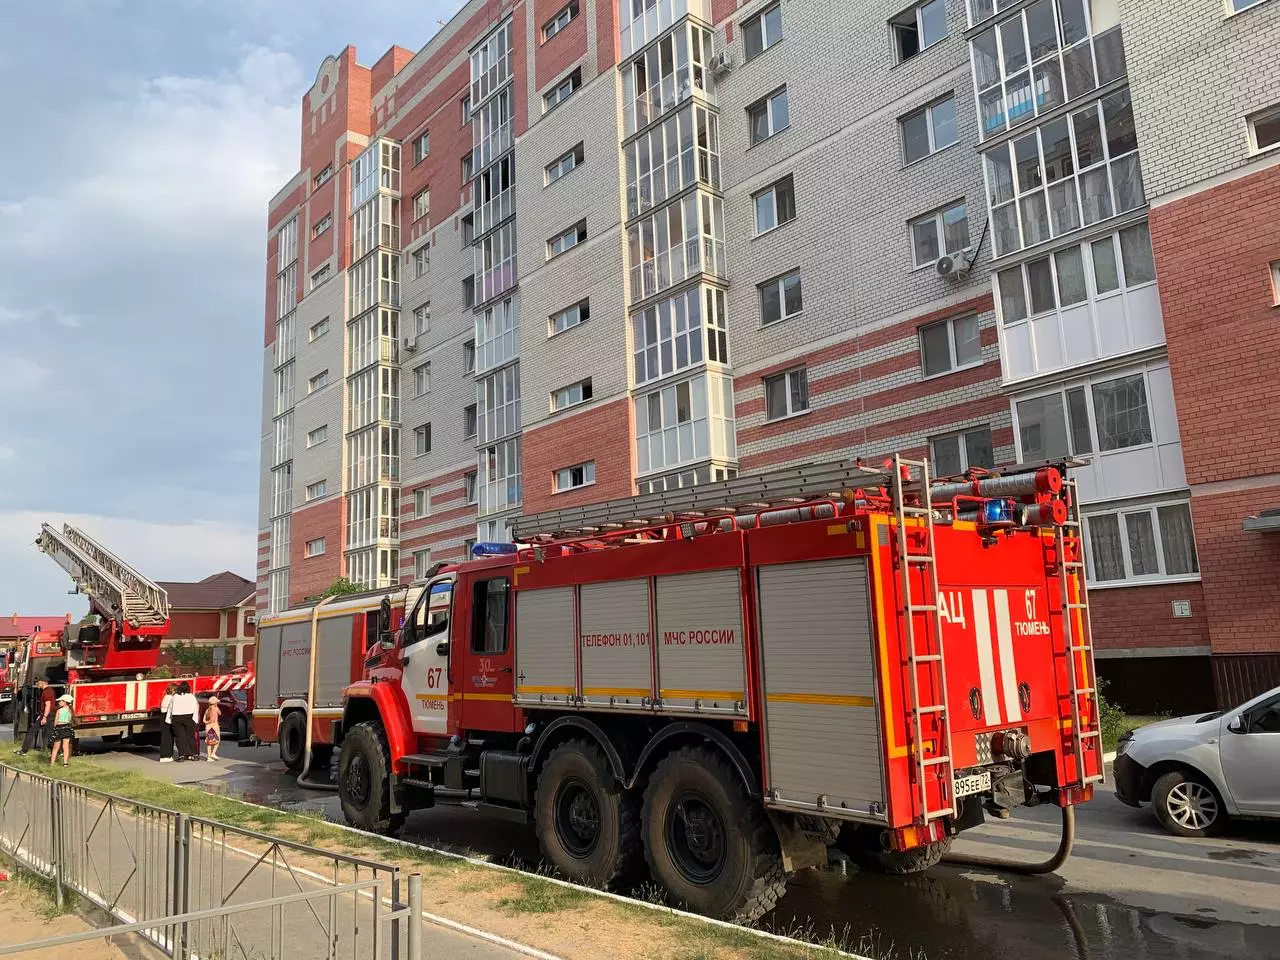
[50,693,74,766]
[159,682,178,763]
[170,682,198,761]
[203,696,222,761]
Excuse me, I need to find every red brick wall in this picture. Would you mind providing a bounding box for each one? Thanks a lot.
[1150,164,1280,486]
[535,0,589,89]
[596,0,618,73]
[289,500,344,605]
[1089,581,1209,652]
[225,611,238,639]
[522,398,635,514]
[169,612,222,642]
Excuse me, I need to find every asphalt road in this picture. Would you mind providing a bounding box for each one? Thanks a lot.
[36,735,1280,960]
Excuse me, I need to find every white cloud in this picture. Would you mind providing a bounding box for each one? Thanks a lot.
[0,446,14,460]
[0,357,48,394]
[0,510,257,614]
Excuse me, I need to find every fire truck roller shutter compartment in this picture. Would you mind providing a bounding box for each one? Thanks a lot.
[515,586,576,706]
[256,624,282,708]
[757,558,885,818]
[579,579,654,709]
[317,615,356,708]
[655,569,747,716]
[277,621,315,701]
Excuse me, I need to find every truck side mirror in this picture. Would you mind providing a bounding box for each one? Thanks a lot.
[380,630,396,650]
[436,640,450,658]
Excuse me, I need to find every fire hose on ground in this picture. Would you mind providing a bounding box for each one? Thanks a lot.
[944,803,1076,875]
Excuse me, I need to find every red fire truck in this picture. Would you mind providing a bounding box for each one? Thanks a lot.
[333,458,1103,921]
[10,524,252,742]
[0,645,16,722]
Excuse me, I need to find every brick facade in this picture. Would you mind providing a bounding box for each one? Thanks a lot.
[521,397,635,514]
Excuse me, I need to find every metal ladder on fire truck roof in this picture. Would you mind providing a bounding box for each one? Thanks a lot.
[891,455,957,823]
[1057,480,1105,786]
[35,523,170,629]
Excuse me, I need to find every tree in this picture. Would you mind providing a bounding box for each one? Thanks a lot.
[323,577,364,598]
[166,641,225,669]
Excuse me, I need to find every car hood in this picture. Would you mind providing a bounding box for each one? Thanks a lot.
[1130,712,1219,739]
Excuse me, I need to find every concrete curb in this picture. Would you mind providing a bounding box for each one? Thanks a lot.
[1104,751,1117,763]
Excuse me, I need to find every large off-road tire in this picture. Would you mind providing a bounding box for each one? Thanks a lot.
[338,721,406,835]
[641,745,784,923]
[234,715,249,743]
[870,838,952,875]
[1152,769,1224,838]
[534,739,641,888]
[279,711,306,772]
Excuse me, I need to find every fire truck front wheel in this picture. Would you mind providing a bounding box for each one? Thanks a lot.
[338,721,406,836]
[642,746,784,923]
[534,740,641,888]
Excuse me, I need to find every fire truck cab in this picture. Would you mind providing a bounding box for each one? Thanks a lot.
[336,458,1102,922]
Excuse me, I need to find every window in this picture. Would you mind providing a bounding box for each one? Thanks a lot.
[1016,369,1158,461]
[309,318,329,342]
[892,0,948,63]
[555,461,596,492]
[412,549,433,580]
[754,175,797,234]
[464,403,478,438]
[1085,501,1199,584]
[305,480,327,501]
[479,438,521,514]
[548,220,587,258]
[470,577,510,654]
[412,245,430,279]
[552,378,593,411]
[461,214,475,247]
[461,151,474,184]
[461,94,472,124]
[551,299,590,335]
[543,0,578,40]
[759,270,803,325]
[413,131,430,164]
[748,87,790,145]
[304,538,326,558]
[475,298,516,372]
[546,142,585,185]
[621,23,717,134]
[464,470,478,504]
[310,264,331,289]
[413,362,431,397]
[306,425,328,447]
[462,276,476,308]
[1248,104,1280,154]
[625,103,721,220]
[632,285,728,384]
[910,201,970,266]
[1092,373,1151,451]
[930,427,995,477]
[764,368,809,420]
[413,189,430,221]
[478,365,521,444]
[412,304,430,336]
[414,423,432,456]
[743,3,783,60]
[1231,0,1272,10]
[464,537,478,557]
[414,488,431,519]
[901,95,958,164]
[314,165,332,188]
[920,315,982,376]
[1271,261,1280,307]
[543,68,582,113]
[312,213,332,237]
[464,339,476,373]
[308,369,329,394]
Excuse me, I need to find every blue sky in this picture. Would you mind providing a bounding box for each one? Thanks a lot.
[0,0,460,614]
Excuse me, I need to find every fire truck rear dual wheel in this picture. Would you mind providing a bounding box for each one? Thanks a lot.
[534,739,641,888]
[642,745,784,923]
[338,721,406,836]
[838,823,953,875]
[279,711,306,772]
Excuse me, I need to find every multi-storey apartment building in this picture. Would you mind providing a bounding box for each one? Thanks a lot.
[256,0,1280,710]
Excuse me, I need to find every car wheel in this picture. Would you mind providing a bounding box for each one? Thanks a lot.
[1152,770,1224,838]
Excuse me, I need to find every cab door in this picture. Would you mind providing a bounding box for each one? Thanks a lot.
[399,576,454,736]
[459,572,520,734]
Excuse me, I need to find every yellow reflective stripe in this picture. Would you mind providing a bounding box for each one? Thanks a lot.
[659,689,742,701]
[869,516,907,760]
[766,692,874,707]
[517,685,574,695]
[462,692,513,702]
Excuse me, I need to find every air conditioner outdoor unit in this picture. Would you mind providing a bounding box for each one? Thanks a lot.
[935,248,974,280]
[711,51,733,77]
[403,336,418,353]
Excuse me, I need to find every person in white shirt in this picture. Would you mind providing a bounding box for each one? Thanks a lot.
[170,682,201,761]
[159,682,178,763]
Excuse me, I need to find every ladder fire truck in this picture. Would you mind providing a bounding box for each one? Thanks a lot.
[0,644,16,722]
[10,524,252,742]
[332,457,1103,921]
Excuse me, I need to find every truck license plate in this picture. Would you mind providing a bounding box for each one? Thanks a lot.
[953,772,992,797]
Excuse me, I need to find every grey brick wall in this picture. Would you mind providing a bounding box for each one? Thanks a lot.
[291,278,345,506]
[1118,0,1280,199]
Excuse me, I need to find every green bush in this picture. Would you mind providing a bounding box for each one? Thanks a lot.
[1097,678,1130,751]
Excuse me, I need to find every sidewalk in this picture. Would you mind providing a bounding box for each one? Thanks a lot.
[0,885,130,960]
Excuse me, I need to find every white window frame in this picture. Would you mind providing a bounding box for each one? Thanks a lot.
[413,130,430,164]
[413,548,434,580]
[413,189,430,221]
[305,480,327,501]
[310,264,331,290]
[414,423,432,457]
[758,269,803,326]
[547,220,587,259]
[929,426,996,477]
[1247,103,1280,155]
[304,538,326,559]
[546,142,585,185]
[314,166,332,188]
[543,0,579,41]
[1083,499,1200,588]
[910,200,970,268]
[478,364,521,445]
[552,378,593,412]
[554,461,596,493]
[891,0,949,64]
[306,425,328,448]
[309,318,330,342]
[312,213,332,238]
[413,304,430,336]
[628,191,727,300]
[464,470,479,505]
[747,87,790,146]
[1228,0,1272,12]
[308,369,330,394]
[631,285,728,385]
[1271,260,1280,307]
[763,367,809,422]
[742,2,784,61]
[413,361,431,397]
[901,94,959,165]
[478,438,521,515]
[412,245,430,279]
[464,339,476,374]
[464,403,478,438]
[475,299,516,373]
[550,299,590,336]
[753,174,797,235]
[414,488,431,519]
[543,68,582,113]
[1012,366,1160,463]
[625,103,721,220]
[919,314,983,378]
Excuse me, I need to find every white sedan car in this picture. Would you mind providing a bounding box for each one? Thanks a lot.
[1113,684,1280,837]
